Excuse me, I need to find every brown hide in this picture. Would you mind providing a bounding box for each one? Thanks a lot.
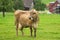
[14,9,39,37]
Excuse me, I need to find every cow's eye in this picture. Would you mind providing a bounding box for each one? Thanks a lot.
[33,13,36,14]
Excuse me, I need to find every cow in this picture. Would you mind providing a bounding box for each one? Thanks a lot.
[14,9,39,37]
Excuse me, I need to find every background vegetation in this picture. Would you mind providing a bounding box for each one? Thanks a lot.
[0,0,56,11]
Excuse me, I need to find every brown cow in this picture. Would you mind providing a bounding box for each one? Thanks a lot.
[14,9,39,37]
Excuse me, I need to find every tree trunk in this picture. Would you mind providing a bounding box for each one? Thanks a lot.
[2,1,5,17]
[3,9,5,17]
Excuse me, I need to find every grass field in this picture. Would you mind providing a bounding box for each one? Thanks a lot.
[0,12,60,40]
[42,0,56,4]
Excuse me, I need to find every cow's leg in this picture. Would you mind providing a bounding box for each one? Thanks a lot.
[30,27,33,36]
[15,18,19,36]
[16,22,19,36]
[20,27,24,36]
[33,23,37,37]
[33,28,36,37]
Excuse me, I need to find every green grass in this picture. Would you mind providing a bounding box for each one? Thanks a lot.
[0,12,60,40]
[42,0,56,4]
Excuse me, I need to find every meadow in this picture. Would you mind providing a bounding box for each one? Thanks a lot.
[0,12,60,40]
[42,0,56,4]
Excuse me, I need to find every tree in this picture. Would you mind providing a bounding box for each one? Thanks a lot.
[0,0,46,12]
[13,0,24,10]
[0,0,14,17]
[0,0,6,17]
[34,0,46,11]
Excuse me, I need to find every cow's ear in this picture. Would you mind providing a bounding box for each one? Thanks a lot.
[30,9,39,14]
[36,11,39,14]
[30,9,35,12]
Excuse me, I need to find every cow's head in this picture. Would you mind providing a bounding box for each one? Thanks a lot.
[29,9,39,22]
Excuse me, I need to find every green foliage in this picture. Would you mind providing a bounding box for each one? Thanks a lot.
[0,0,23,12]
[13,0,24,10]
[0,0,56,11]
[0,0,14,11]
[34,0,46,11]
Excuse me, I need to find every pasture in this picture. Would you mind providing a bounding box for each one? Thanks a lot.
[0,12,60,40]
[42,0,56,4]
